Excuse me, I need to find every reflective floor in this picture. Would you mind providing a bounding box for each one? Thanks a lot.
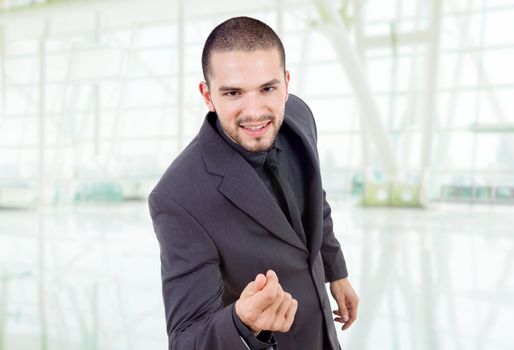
[0,201,513,349]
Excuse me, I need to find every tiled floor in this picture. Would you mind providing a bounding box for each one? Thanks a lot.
[331,201,514,350]
[0,201,513,349]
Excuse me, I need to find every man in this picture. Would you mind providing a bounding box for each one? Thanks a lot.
[149,16,359,350]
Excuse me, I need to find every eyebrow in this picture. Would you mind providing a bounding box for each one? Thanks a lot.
[218,79,281,92]
[260,79,281,87]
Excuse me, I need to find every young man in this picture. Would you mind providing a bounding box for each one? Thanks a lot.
[149,16,358,350]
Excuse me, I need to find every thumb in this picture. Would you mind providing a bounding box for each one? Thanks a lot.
[253,273,267,292]
[266,269,278,284]
[241,273,266,299]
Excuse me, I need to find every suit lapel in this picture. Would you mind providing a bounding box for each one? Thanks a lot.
[200,113,308,252]
[219,154,308,252]
[283,114,324,259]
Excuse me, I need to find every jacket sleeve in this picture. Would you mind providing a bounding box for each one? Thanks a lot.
[149,190,248,350]
[320,189,348,282]
[296,95,349,282]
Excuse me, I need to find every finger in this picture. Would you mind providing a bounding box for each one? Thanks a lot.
[260,270,280,303]
[342,319,354,330]
[266,270,279,284]
[338,300,349,324]
[273,292,292,320]
[249,285,284,332]
[342,314,354,330]
[260,284,284,316]
[282,298,298,331]
[271,292,292,331]
[254,273,267,292]
[348,299,358,321]
[342,300,358,330]
[333,316,344,323]
[333,309,345,323]
[240,273,266,299]
[252,275,281,310]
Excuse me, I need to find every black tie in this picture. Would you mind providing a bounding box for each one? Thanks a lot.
[264,148,306,245]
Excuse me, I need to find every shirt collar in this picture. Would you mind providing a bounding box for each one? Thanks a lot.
[215,117,282,168]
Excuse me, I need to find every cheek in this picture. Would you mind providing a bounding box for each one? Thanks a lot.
[270,96,287,113]
[272,103,286,121]
[217,110,240,128]
[218,103,242,123]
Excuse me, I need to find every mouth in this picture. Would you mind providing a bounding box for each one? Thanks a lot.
[239,120,272,137]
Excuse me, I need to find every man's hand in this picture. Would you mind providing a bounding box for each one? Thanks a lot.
[235,270,298,335]
[330,278,359,330]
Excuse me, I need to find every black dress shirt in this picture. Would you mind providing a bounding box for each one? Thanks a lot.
[215,119,307,226]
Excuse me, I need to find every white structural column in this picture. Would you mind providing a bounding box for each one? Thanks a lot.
[38,21,48,205]
[313,0,398,177]
[295,23,311,97]
[94,84,100,157]
[0,272,5,350]
[94,12,101,157]
[107,25,136,170]
[275,0,284,36]
[420,0,442,192]
[177,0,185,150]
[38,19,49,350]
[352,0,372,180]
[0,25,4,119]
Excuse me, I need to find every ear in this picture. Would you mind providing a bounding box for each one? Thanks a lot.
[284,70,291,101]
[199,81,216,112]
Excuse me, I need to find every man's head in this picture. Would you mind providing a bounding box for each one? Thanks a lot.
[201,16,286,86]
[199,17,290,153]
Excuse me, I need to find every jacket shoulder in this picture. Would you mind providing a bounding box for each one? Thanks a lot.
[149,137,205,206]
[285,94,318,141]
[286,94,314,117]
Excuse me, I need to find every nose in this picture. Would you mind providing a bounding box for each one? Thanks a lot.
[241,92,266,119]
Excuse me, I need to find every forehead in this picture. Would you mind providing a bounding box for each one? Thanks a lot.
[208,49,283,86]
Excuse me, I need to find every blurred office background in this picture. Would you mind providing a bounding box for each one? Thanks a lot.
[0,0,513,349]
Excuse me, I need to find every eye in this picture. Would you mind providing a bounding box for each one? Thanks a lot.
[223,91,240,97]
[262,86,276,93]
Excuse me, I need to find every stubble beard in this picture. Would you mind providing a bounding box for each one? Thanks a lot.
[227,114,283,153]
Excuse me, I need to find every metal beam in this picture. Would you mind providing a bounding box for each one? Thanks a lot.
[314,0,399,177]
[470,122,514,133]
[362,30,430,49]
[446,0,508,124]
[419,0,443,199]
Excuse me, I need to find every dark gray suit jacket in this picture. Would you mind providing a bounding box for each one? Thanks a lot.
[149,94,348,349]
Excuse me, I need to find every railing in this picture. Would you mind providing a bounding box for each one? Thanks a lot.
[441,185,514,203]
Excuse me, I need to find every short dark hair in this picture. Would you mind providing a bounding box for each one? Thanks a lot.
[201,16,286,85]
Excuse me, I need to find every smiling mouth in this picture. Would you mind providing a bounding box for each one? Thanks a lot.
[240,121,269,130]
[239,120,272,136]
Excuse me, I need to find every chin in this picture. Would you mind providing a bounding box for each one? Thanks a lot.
[243,140,274,153]
[237,128,278,152]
